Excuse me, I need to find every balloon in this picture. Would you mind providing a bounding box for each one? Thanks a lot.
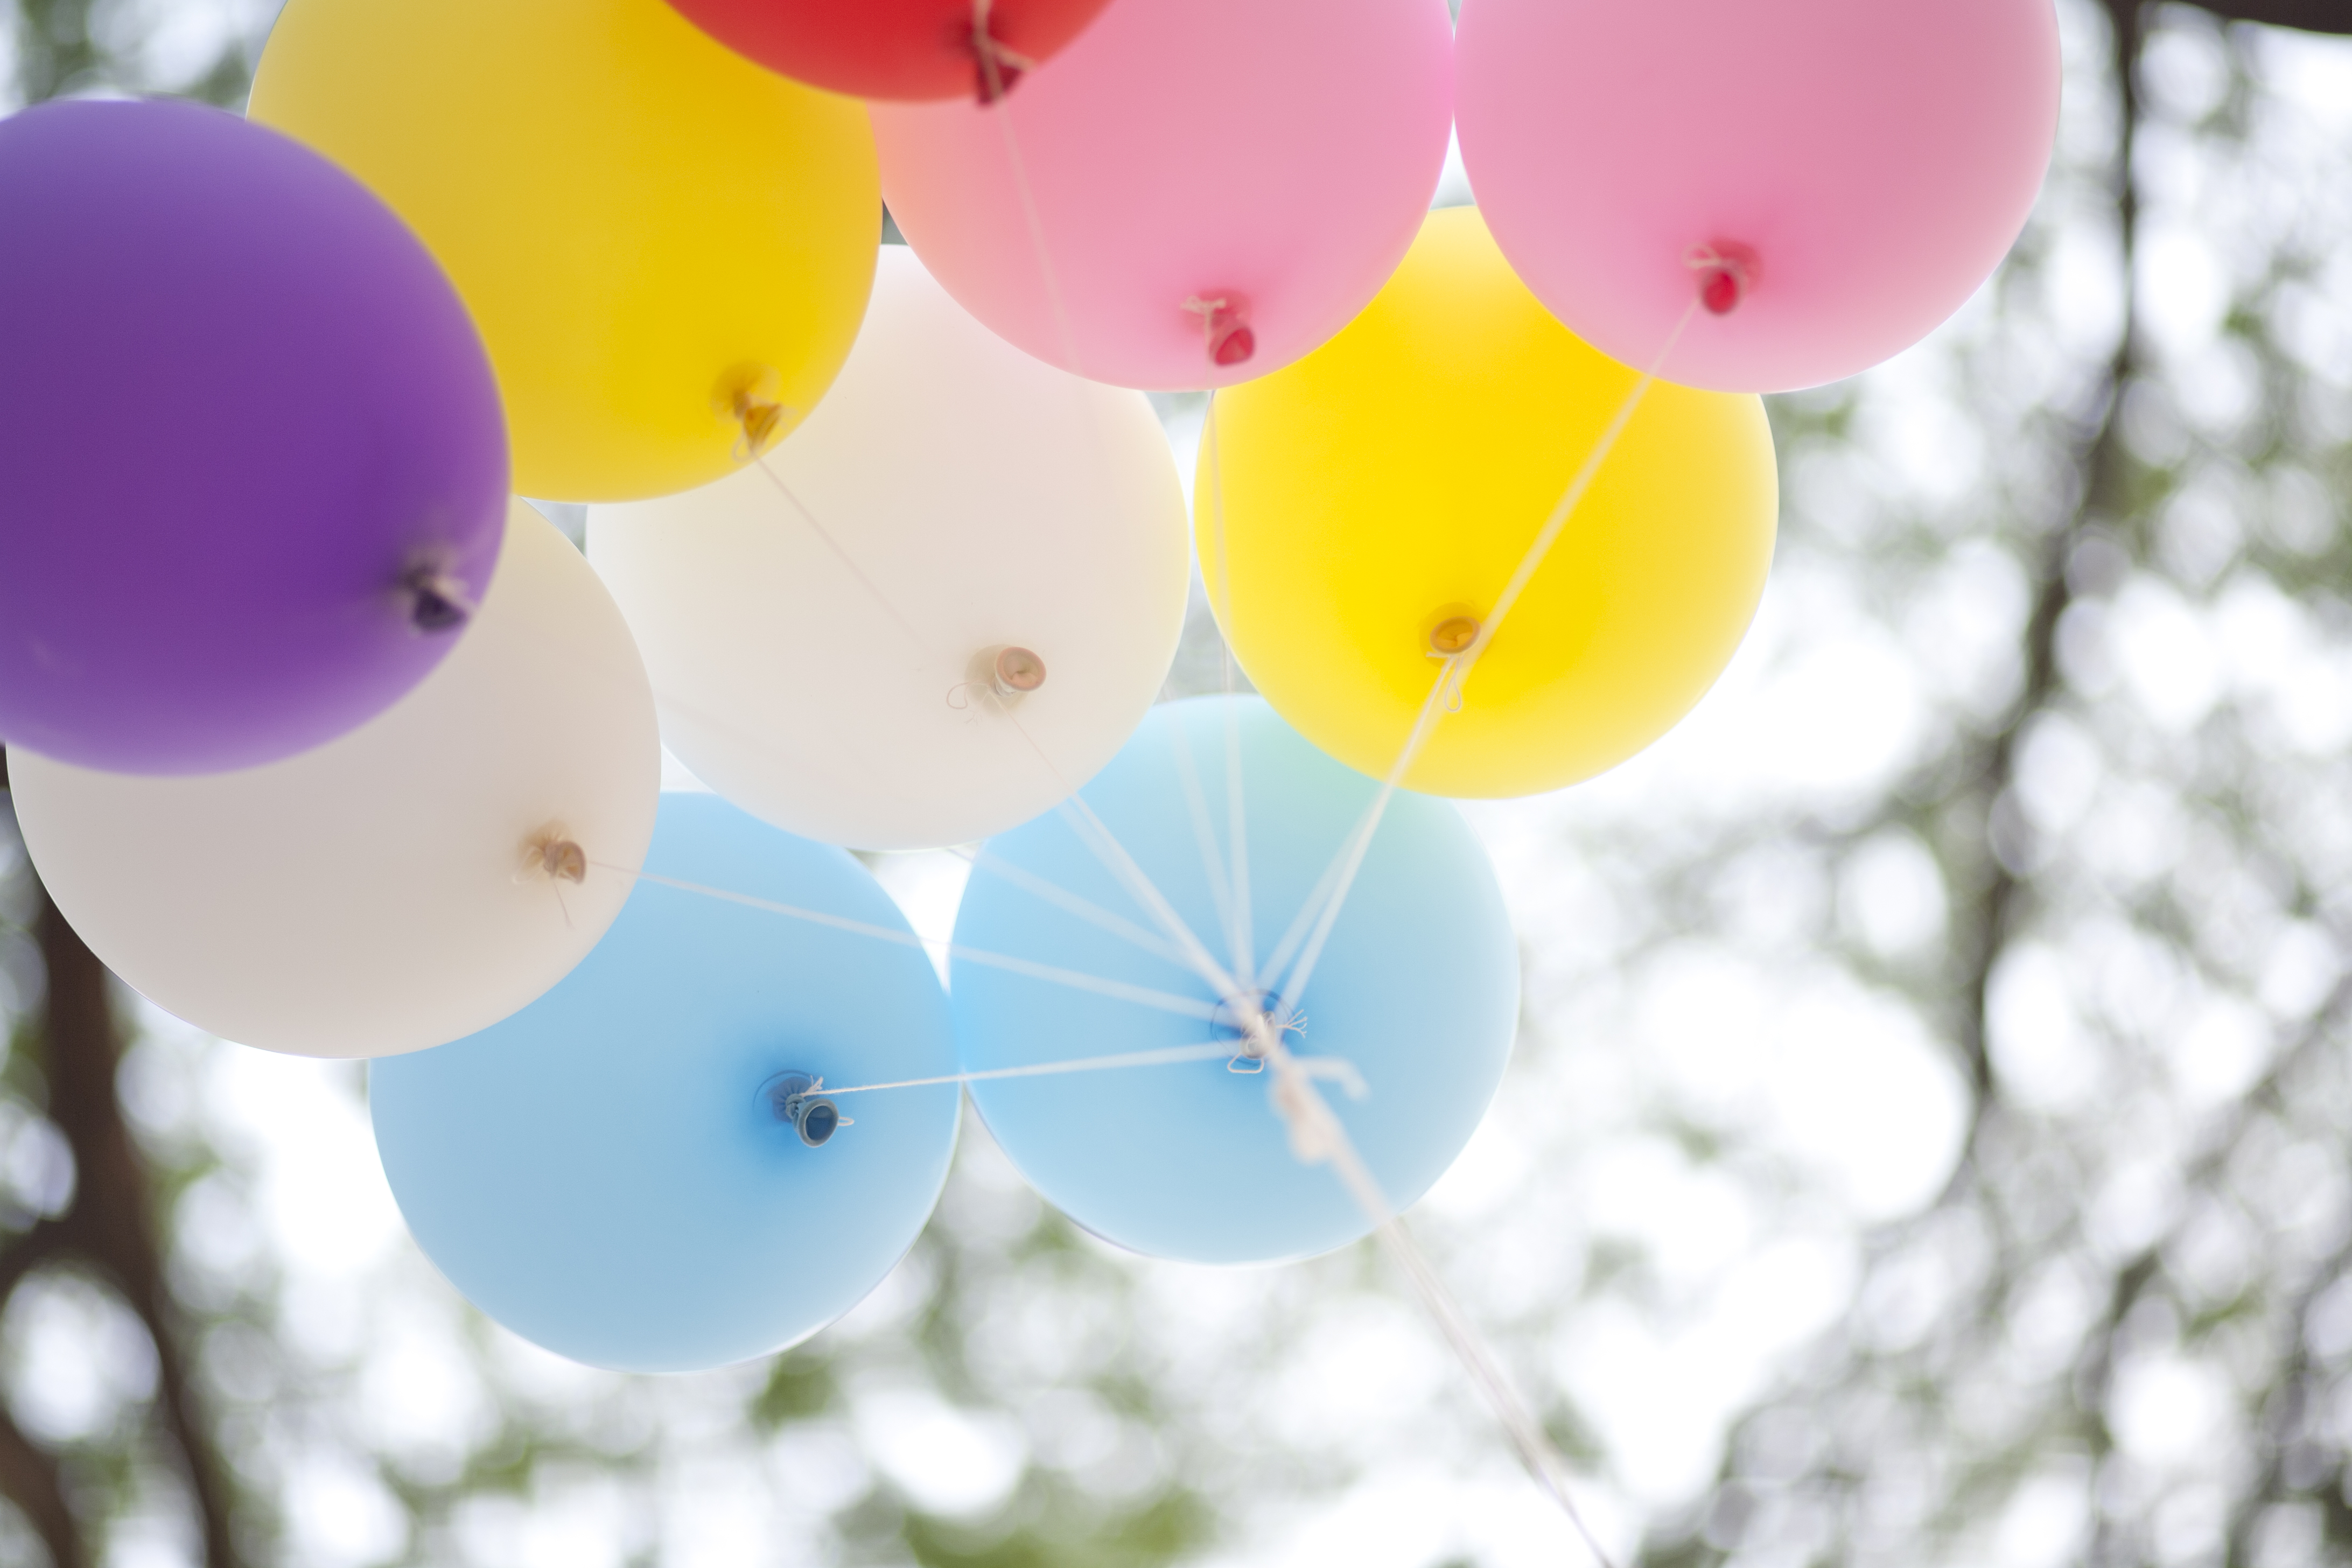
[950,696,1516,1264]
[1454,0,2060,393]
[589,247,1186,852]
[371,792,959,1373]
[0,99,505,776]
[249,0,879,503]
[664,0,1115,101]
[870,0,1452,390]
[1198,208,1777,800]
[11,508,660,1060]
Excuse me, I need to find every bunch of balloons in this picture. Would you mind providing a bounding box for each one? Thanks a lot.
[0,0,2057,1374]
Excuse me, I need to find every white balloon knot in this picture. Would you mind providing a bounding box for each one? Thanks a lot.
[521,825,588,886]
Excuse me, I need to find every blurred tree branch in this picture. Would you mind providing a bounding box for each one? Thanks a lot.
[2183,0,2352,34]
[1,741,250,1565]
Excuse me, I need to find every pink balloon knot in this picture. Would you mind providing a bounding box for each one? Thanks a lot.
[1184,293,1256,368]
[969,0,1039,103]
[1686,242,1758,317]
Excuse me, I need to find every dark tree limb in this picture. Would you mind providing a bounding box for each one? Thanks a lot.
[0,749,247,1565]
[2183,0,2352,35]
[0,1394,83,1568]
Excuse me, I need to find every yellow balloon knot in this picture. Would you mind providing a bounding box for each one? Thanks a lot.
[1429,615,1481,656]
[715,363,792,461]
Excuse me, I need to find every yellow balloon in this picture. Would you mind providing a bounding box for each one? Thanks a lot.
[250,0,878,502]
[1197,207,1778,799]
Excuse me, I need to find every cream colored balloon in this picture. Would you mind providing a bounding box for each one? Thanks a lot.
[11,506,660,1058]
[588,246,1188,851]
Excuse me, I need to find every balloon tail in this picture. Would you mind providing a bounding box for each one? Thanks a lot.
[1685,241,1757,316]
[1183,294,1255,368]
[400,556,475,634]
[521,825,588,886]
[716,363,792,461]
[969,0,1037,105]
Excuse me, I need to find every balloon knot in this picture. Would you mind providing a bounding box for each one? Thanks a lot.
[765,1071,851,1146]
[715,363,793,461]
[970,0,1039,103]
[1184,295,1255,368]
[522,825,587,886]
[958,646,1047,711]
[401,558,474,634]
[991,645,1047,695]
[1686,242,1757,316]
[1428,615,1481,657]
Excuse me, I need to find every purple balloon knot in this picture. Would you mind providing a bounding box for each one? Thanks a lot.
[402,557,477,634]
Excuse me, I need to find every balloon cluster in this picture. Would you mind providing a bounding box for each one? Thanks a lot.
[0,0,2056,1374]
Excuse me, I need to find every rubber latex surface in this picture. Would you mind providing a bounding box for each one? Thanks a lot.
[951,697,1516,1264]
[251,0,878,501]
[666,0,1115,100]
[372,793,959,1371]
[1199,209,1777,799]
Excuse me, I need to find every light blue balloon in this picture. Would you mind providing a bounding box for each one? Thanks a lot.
[371,793,958,1372]
[950,696,1516,1264]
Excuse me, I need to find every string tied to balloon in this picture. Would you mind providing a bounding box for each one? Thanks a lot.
[761,1070,853,1147]
[521,824,589,886]
[715,362,794,461]
[1685,241,1757,317]
[1182,294,1256,368]
[949,645,1050,711]
[401,555,477,634]
[969,0,1040,104]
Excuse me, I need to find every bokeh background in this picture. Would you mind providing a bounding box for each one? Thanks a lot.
[6,1,2352,1564]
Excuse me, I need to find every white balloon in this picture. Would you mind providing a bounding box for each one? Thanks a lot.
[11,506,659,1058]
[587,246,1189,851]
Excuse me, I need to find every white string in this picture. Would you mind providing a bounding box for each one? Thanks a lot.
[824,1040,1235,1094]
[964,847,1198,972]
[754,456,928,653]
[1200,395,1258,994]
[1276,654,1462,1006]
[989,94,1085,377]
[1449,299,1700,690]
[591,862,1221,1024]
[1163,701,1243,973]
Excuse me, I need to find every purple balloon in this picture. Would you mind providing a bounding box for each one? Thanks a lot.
[0,99,508,775]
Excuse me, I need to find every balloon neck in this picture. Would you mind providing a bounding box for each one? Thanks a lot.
[954,645,1047,710]
[1184,295,1256,369]
[1686,242,1758,317]
[401,559,474,634]
[1214,989,1299,1072]
[715,363,792,461]
[762,1071,850,1147]
[991,645,1047,696]
[1427,614,1481,657]
[522,825,588,886]
[969,0,1038,104]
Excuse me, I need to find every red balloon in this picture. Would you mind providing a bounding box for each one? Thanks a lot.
[664,0,1117,101]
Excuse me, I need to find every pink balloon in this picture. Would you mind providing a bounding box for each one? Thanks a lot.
[1455,0,2060,393]
[870,0,1452,391]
